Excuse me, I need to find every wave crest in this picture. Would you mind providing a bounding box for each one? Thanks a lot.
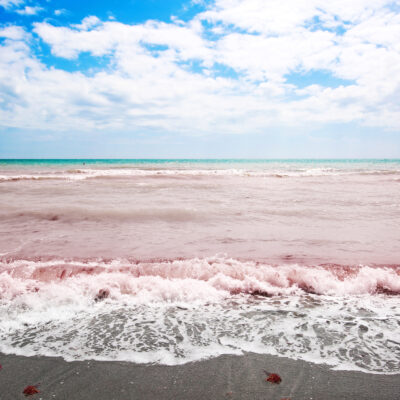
[1,257,399,303]
[1,167,400,182]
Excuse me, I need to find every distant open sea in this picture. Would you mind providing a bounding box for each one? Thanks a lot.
[0,159,399,373]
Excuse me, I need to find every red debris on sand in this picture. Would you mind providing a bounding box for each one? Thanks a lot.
[265,373,282,384]
[23,386,40,396]
[0,364,2,370]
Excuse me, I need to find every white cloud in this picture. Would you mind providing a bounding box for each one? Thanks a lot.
[201,0,396,34]
[1,0,400,136]
[33,18,212,62]
[54,9,67,17]
[72,16,102,30]
[0,0,43,15]
[0,25,27,40]
[15,5,42,15]
[0,0,23,9]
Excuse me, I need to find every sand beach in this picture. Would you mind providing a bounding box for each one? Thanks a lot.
[1,352,399,400]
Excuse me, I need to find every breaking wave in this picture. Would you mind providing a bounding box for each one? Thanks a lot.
[1,167,400,182]
[1,257,399,299]
[0,256,399,372]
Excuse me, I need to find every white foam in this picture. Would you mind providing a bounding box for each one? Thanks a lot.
[0,257,399,372]
[1,257,399,300]
[1,166,399,182]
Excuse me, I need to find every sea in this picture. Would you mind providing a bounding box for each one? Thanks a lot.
[0,159,399,373]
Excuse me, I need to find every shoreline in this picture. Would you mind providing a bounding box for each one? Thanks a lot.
[0,352,399,400]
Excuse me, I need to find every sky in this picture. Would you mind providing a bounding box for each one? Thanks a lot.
[0,0,400,158]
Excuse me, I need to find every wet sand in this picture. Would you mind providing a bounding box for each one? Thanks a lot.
[0,352,398,400]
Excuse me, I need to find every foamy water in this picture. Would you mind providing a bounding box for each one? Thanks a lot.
[0,160,399,373]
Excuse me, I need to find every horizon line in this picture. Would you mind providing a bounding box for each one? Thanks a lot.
[1,158,400,161]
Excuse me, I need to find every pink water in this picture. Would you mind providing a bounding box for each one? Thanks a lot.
[0,160,399,372]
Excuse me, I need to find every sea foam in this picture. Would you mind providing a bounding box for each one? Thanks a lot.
[0,257,399,373]
[1,166,400,182]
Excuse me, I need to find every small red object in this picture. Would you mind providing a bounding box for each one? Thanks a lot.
[266,373,282,384]
[23,386,40,396]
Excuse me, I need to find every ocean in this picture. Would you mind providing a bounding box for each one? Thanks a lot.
[0,159,399,373]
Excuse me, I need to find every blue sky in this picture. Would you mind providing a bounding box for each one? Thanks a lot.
[0,0,400,158]
[0,1,204,28]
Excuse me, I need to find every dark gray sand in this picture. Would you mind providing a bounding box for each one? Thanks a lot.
[0,352,399,400]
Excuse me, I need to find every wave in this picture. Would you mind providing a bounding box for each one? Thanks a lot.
[1,167,400,181]
[0,256,399,372]
[1,256,399,301]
